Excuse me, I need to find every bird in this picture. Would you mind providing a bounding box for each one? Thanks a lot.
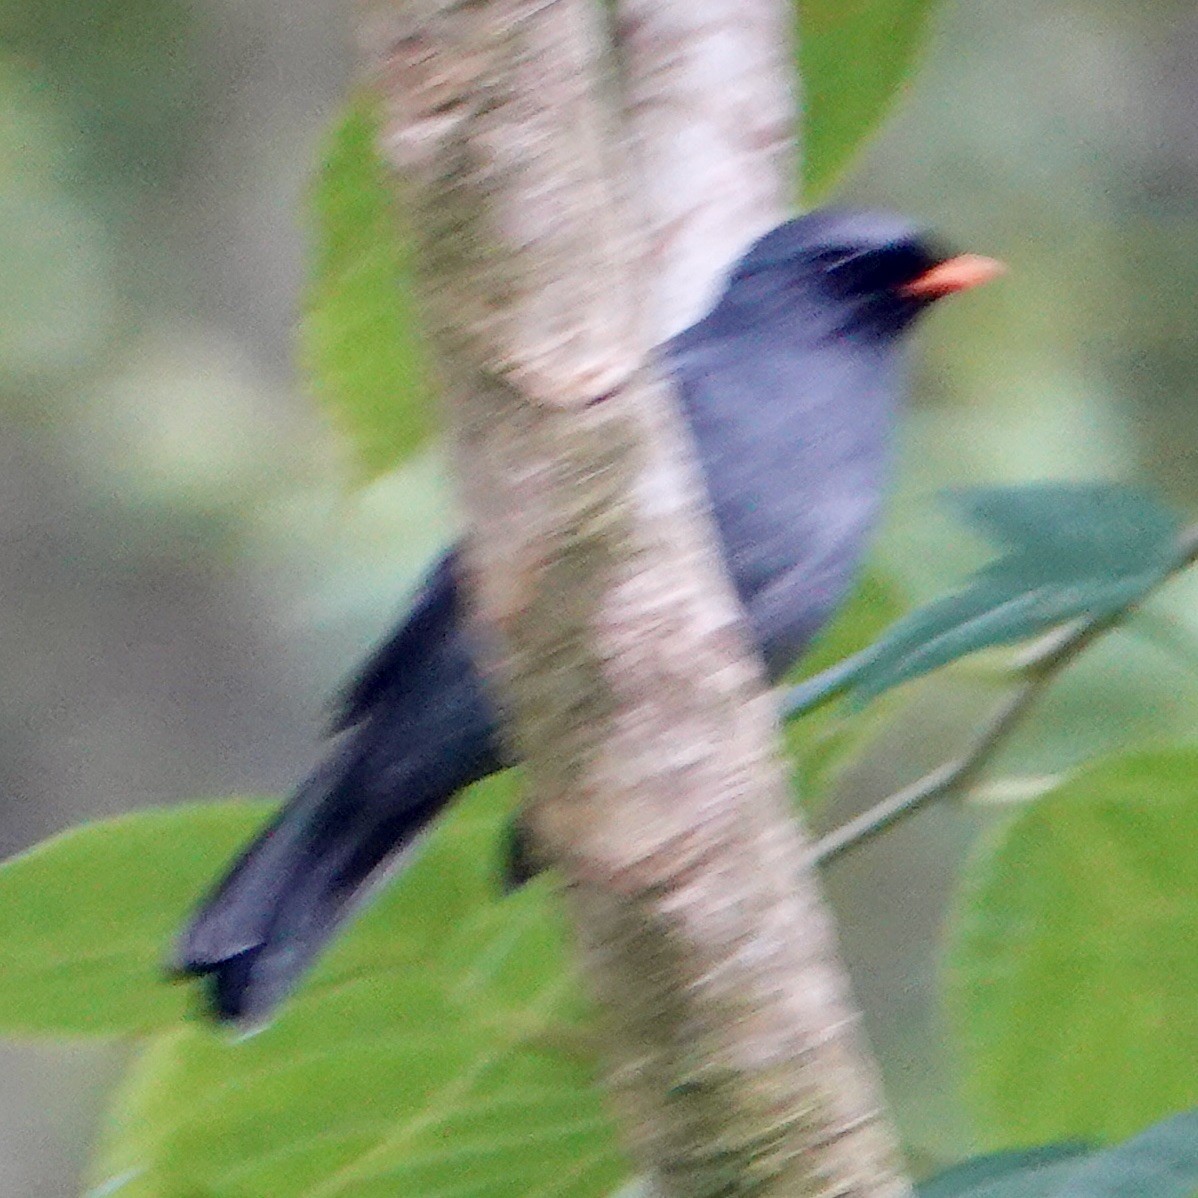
[175,208,1001,1024]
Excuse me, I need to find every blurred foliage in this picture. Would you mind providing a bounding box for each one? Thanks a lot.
[0,784,622,1197]
[799,0,942,198]
[302,95,437,481]
[0,802,272,1035]
[44,781,626,1198]
[946,749,1198,1146]
[917,1145,1094,1198]
[0,0,202,189]
[918,1111,1198,1198]
[0,59,118,396]
[786,569,908,804]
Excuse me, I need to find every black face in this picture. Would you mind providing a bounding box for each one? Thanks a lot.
[813,238,950,335]
[727,209,953,337]
[813,240,944,300]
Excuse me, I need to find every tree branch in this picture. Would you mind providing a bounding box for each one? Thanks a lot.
[613,0,797,338]
[359,0,911,1194]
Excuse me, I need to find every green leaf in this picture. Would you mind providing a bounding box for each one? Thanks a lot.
[916,1110,1198,1198]
[917,1144,1091,1198]
[301,94,436,480]
[784,569,907,805]
[859,484,1181,698]
[0,800,274,1035]
[799,0,943,198]
[1056,1108,1198,1198]
[794,569,907,681]
[784,484,1183,716]
[945,748,1198,1146]
[90,776,628,1198]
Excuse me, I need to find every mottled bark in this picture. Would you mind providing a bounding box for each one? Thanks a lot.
[358,0,912,1193]
[614,0,797,338]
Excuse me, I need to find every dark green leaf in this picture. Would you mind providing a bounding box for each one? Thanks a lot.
[946,749,1198,1146]
[917,1111,1198,1198]
[89,776,628,1198]
[301,94,436,480]
[0,801,273,1035]
[917,1144,1091,1198]
[799,0,943,198]
[784,484,1183,716]
[1056,1108,1198,1198]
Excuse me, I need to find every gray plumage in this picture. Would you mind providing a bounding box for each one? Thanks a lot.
[175,209,959,1023]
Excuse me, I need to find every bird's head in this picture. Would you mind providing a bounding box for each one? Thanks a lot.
[725,208,1003,338]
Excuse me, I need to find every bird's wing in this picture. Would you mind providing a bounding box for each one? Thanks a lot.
[331,548,461,732]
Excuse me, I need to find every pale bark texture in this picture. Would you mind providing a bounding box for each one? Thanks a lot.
[614,0,797,337]
[358,0,913,1194]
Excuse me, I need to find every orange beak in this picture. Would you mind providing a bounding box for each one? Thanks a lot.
[898,253,1005,301]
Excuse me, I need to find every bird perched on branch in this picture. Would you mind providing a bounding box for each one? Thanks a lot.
[175,208,1001,1023]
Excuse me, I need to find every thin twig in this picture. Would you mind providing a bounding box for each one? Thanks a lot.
[811,521,1198,865]
[811,672,1045,865]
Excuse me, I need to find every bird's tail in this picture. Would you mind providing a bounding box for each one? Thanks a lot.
[173,743,453,1026]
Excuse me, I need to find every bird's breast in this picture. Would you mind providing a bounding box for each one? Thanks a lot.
[670,331,901,672]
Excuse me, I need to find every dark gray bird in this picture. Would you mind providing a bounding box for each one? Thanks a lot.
[176,209,1000,1023]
